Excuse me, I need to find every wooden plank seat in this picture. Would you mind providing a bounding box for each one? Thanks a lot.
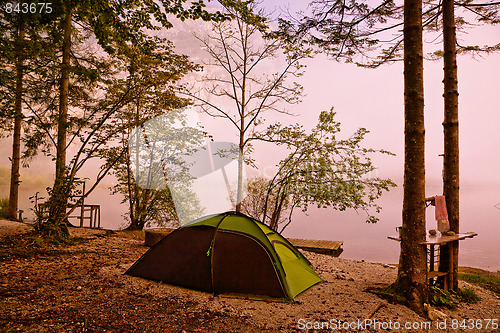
[428,271,448,279]
[428,271,449,290]
[67,204,101,229]
[36,202,101,229]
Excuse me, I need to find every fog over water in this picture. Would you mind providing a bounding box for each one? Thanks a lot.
[1,169,499,272]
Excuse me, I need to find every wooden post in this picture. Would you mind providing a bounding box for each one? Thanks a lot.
[448,241,455,289]
[429,245,435,271]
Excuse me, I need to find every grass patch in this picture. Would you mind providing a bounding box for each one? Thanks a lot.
[364,284,407,304]
[115,229,145,241]
[366,284,481,310]
[459,273,500,297]
[0,233,59,260]
[0,197,8,219]
[429,286,480,308]
[456,287,481,304]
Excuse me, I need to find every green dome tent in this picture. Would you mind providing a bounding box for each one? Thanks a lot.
[126,211,322,301]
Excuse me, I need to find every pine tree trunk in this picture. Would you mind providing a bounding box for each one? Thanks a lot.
[6,20,25,221]
[45,6,72,238]
[55,7,71,183]
[441,0,460,291]
[395,0,428,314]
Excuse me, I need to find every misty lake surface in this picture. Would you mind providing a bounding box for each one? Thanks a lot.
[4,183,499,272]
[283,185,500,272]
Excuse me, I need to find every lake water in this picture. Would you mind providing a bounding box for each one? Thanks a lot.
[2,181,499,272]
[282,185,500,272]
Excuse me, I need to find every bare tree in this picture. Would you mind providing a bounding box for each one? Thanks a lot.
[181,2,309,211]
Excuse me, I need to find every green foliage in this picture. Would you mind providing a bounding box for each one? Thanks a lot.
[429,285,481,308]
[459,273,500,296]
[0,198,8,219]
[429,286,458,308]
[100,41,200,230]
[0,0,225,237]
[280,0,500,66]
[33,171,79,241]
[111,181,180,230]
[256,108,396,230]
[218,0,267,29]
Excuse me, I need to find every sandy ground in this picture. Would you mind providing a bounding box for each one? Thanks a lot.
[0,220,499,332]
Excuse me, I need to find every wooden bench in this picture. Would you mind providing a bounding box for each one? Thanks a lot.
[37,202,101,229]
[36,180,101,229]
[67,204,101,229]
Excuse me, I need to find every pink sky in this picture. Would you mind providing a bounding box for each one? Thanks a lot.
[192,1,500,190]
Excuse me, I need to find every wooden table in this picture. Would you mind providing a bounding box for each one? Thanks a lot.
[388,232,477,290]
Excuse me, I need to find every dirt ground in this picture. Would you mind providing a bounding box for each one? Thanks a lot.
[0,220,499,332]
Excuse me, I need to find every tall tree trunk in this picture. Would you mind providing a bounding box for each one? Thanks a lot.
[394,0,427,314]
[6,20,25,221]
[235,25,248,213]
[45,6,72,237]
[236,130,244,212]
[55,7,72,183]
[441,0,460,291]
